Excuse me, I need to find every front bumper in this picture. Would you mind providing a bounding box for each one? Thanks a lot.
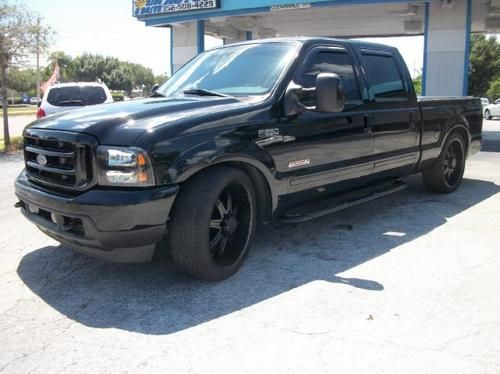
[15,170,178,263]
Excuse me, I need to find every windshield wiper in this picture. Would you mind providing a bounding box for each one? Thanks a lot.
[58,100,84,106]
[183,89,231,98]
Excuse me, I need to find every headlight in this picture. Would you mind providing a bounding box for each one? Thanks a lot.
[96,146,155,187]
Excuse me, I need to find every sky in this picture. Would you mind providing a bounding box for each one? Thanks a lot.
[23,0,424,77]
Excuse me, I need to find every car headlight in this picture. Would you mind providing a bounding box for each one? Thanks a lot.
[96,146,156,187]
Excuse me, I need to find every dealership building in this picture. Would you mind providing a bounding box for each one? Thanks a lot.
[133,0,500,96]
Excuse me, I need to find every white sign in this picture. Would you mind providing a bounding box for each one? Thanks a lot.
[270,3,312,12]
[133,0,220,17]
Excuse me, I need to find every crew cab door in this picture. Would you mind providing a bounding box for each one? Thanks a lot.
[356,48,420,177]
[278,45,374,193]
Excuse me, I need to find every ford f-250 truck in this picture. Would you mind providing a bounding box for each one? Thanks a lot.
[15,38,482,281]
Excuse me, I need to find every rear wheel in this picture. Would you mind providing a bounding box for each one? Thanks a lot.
[485,109,492,120]
[168,166,256,281]
[423,132,466,193]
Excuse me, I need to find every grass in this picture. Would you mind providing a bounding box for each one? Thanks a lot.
[6,106,37,117]
[0,136,24,153]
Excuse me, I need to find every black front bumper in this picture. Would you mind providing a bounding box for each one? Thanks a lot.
[15,170,178,263]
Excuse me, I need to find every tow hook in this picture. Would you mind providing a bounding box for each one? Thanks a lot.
[14,201,23,209]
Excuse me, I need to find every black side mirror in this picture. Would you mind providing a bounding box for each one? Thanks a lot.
[37,101,41,108]
[151,84,160,94]
[284,73,345,117]
[315,73,345,113]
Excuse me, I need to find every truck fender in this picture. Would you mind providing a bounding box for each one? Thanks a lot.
[167,142,284,214]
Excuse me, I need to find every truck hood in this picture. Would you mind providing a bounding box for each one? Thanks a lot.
[26,96,245,145]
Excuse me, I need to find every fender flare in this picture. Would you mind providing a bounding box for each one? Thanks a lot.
[173,152,285,214]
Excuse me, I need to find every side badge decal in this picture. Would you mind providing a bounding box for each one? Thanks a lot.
[288,159,311,169]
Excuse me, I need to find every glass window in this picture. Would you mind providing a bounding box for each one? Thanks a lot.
[299,51,361,102]
[362,53,407,100]
[85,86,108,105]
[47,86,107,106]
[158,42,299,97]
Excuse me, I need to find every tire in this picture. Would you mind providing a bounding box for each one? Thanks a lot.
[485,110,492,120]
[168,166,257,281]
[423,132,466,194]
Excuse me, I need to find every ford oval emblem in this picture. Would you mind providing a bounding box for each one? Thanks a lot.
[36,154,48,167]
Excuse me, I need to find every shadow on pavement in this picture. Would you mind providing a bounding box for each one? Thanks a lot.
[17,176,500,335]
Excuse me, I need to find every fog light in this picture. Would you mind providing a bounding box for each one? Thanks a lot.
[51,213,64,226]
[29,204,39,214]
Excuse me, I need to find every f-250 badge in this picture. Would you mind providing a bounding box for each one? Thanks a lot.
[258,128,280,138]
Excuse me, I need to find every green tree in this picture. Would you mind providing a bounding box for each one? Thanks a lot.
[7,67,37,96]
[468,34,500,97]
[68,54,159,95]
[0,3,52,149]
[46,51,74,82]
[413,75,422,96]
[486,78,500,101]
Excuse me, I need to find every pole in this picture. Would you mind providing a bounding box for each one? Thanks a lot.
[1,63,10,148]
[35,17,40,101]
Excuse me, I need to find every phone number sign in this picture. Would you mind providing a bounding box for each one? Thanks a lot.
[133,0,220,17]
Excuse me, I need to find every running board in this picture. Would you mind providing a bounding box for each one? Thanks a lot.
[279,180,407,224]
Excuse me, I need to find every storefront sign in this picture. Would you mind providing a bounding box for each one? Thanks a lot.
[270,3,312,12]
[133,0,220,17]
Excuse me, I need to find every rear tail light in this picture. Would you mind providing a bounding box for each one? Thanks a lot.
[36,107,46,119]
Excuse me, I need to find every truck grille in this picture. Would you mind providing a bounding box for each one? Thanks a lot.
[24,130,95,192]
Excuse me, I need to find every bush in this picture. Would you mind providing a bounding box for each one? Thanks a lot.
[111,92,125,102]
[0,136,24,153]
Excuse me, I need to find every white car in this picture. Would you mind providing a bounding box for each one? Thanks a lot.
[484,98,500,120]
[37,82,113,119]
[481,97,490,112]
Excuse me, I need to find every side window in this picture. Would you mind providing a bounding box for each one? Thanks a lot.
[299,51,361,103]
[361,53,408,101]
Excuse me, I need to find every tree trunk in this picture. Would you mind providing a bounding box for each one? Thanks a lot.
[1,63,10,150]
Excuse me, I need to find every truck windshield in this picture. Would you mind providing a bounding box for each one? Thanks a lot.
[157,42,298,98]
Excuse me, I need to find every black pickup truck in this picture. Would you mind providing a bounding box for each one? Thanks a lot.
[15,38,482,280]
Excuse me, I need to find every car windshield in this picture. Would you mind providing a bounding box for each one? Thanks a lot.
[157,42,299,98]
[47,86,108,107]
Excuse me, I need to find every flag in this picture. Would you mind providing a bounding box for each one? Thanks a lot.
[41,63,60,93]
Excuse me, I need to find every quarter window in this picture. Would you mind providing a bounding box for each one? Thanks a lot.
[362,53,407,100]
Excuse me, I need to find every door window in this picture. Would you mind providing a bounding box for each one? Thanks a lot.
[298,51,361,107]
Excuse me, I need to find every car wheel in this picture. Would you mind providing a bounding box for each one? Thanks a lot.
[423,132,466,194]
[168,166,256,281]
[485,109,492,120]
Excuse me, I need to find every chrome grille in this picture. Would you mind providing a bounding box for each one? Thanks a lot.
[24,132,94,192]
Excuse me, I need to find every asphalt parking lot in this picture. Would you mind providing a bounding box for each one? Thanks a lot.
[1,121,499,373]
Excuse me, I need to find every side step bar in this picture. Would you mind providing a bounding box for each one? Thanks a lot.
[279,180,408,224]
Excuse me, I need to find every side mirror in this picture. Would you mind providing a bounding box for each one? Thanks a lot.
[151,84,160,94]
[284,73,345,117]
[315,73,345,113]
[37,101,41,108]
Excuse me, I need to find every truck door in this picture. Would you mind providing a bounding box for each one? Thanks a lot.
[357,48,420,177]
[278,46,374,193]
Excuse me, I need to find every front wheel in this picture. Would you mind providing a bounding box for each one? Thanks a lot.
[168,166,256,281]
[485,110,492,120]
[423,132,466,193]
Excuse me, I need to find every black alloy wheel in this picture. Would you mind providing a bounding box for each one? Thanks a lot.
[168,166,256,281]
